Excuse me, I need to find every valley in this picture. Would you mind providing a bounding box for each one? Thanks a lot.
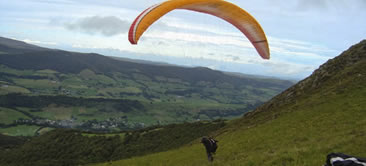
[0,37,293,135]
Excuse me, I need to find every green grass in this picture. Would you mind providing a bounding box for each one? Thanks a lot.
[37,69,59,74]
[133,73,152,81]
[14,78,59,89]
[0,107,30,124]
[0,125,40,136]
[0,85,31,94]
[41,105,74,120]
[82,132,126,138]
[37,127,55,135]
[97,87,142,96]
[0,81,9,84]
[61,76,84,86]
[0,65,35,76]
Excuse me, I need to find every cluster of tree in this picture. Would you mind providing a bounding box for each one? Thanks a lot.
[77,117,132,131]
[0,93,144,113]
[196,105,261,119]
[0,120,225,166]
[0,134,28,150]
[0,71,48,80]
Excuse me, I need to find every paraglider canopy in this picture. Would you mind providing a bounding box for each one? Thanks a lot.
[129,0,270,59]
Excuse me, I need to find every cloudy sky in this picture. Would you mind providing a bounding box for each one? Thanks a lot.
[1,0,365,80]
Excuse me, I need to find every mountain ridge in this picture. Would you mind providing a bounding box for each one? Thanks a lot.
[0,37,292,87]
[245,39,366,117]
[0,37,49,53]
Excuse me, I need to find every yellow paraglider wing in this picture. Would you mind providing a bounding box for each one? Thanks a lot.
[128,0,270,59]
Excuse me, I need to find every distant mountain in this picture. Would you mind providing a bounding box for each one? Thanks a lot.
[0,37,49,54]
[0,36,293,135]
[111,56,177,67]
[0,39,289,88]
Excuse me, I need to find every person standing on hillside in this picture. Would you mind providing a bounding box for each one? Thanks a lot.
[201,136,218,162]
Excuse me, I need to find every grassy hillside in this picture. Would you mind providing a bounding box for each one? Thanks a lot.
[0,37,293,135]
[0,120,225,166]
[91,40,366,166]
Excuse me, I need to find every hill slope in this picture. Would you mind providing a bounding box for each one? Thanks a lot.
[0,121,225,166]
[93,40,366,166]
[0,37,49,54]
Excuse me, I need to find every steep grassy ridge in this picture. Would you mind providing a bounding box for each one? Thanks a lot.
[92,40,366,166]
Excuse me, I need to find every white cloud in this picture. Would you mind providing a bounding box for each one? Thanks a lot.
[161,19,239,37]
[144,31,253,48]
[295,0,366,11]
[33,0,76,5]
[262,59,316,75]
[63,17,335,78]
[269,37,337,54]
[21,38,58,46]
[65,16,130,36]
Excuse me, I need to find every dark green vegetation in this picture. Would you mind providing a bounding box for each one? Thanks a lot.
[0,120,225,166]
[89,40,366,166]
[0,133,27,151]
[0,37,293,135]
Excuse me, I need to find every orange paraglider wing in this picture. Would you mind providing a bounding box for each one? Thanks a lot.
[128,0,270,59]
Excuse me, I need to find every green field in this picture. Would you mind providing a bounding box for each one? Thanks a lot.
[0,85,31,94]
[0,107,30,124]
[0,60,288,135]
[0,125,40,136]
